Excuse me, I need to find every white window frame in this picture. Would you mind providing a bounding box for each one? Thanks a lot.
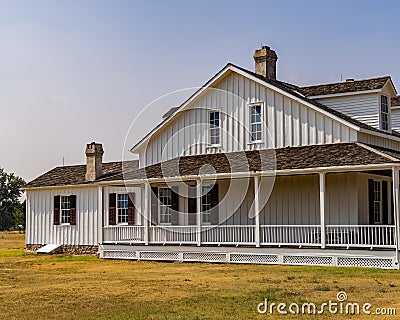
[60,195,70,225]
[209,110,221,146]
[201,185,211,224]
[249,103,263,142]
[159,188,172,225]
[380,95,389,131]
[117,193,129,225]
[373,180,383,224]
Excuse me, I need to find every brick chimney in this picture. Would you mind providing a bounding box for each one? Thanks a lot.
[253,45,278,80]
[85,142,104,181]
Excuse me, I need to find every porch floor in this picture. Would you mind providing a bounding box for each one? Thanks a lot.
[99,244,399,270]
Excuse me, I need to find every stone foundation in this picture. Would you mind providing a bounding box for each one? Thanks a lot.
[25,244,98,255]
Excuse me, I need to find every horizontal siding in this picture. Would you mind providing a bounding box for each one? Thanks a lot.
[316,94,380,129]
[391,109,400,132]
[358,132,400,152]
[141,73,358,167]
[26,187,99,245]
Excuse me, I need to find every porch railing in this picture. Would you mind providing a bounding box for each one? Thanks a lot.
[103,226,145,243]
[201,225,254,245]
[325,225,396,248]
[260,225,321,246]
[150,226,197,244]
[103,225,396,248]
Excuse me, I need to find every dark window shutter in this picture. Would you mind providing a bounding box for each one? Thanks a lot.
[188,186,197,225]
[210,184,219,225]
[151,187,158,225]
[109,193,116,225]
[128,193,135,225]
[69,195,77,225]
[170,187,179,225]
[368,179,374,225]
[54,195,60,225]
[382,181,388,225]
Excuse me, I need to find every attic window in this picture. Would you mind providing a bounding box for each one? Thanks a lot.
[209,111,220,145]
[250,104,262,141]
[380,95,389,131]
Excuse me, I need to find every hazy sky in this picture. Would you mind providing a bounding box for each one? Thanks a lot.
[1,0,400,182]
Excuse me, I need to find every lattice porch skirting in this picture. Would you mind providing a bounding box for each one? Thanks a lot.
[99,245,399,270]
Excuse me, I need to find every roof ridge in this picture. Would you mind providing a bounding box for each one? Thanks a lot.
[300,76,391,88]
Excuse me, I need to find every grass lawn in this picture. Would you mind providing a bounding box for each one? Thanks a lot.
[0,232,399,319]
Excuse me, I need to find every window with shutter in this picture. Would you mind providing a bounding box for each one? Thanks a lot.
[69,195,77,225]
[54,195,60,225]
[128,193,135,225]
[54,195,76,225]
[109,193,117,225]
[368,179,389,225]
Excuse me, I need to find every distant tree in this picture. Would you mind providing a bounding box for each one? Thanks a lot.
[0,168,25,230]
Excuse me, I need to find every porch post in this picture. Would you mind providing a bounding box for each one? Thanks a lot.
[144,183,150,245]
[319,172,326,249]
[97,186,103,245]
[392,167,400,266]
[196,179,202,247]
[254,175,261,247]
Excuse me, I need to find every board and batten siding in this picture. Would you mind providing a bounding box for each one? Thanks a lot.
[25,187,99,246]
[315,93,380,130]
[139,72,358,167]
[173,173,359,226]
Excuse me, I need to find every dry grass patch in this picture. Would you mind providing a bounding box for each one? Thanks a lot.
[0,232,399,319]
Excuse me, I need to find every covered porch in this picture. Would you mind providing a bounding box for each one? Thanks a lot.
[102,168,399,251]
[98,143,400,269]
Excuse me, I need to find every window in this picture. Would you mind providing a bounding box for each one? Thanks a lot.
[209,111,220,145]
[159,188,172,224]
[380,95,389,131]
[250,104,262,141]
[117,194,129,224]
[201,186,211,223]
[61,196,70,224]
[373,181,382,224]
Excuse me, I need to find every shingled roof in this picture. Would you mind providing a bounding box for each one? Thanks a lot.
[298,76,390,97]
[25,143,399,188]
[25,161,138,188]
[392,96,400,107]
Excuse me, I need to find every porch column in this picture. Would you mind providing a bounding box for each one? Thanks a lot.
[392,167,400,265]
[196,179,202,246]
[319,172,326,249]
[254,175,261,247]
[144,182,150,245]
[97,186,103,245]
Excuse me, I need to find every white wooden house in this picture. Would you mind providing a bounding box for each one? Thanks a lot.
[24,45,400,269]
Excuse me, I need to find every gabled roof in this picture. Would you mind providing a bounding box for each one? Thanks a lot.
[299,76,392,97]
[130,64,400,153]
[24,143,400,188]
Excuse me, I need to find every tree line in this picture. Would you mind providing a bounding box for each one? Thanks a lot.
[0,167,25,231]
